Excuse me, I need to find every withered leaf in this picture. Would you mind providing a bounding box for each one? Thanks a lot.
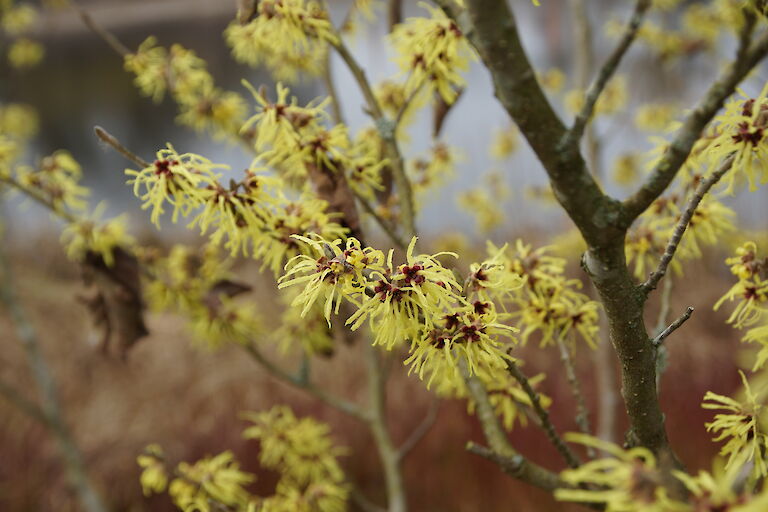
[80,247,148,359]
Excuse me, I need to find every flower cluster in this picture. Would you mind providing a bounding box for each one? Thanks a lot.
[457,172,510,234]
[142,244,262,348]
[706,86,768,193]
[466,241,600,349]
[279,236,518,385]
[715,242,768,369]
[138,447,256,512]
[702,371,768,481]
[626,142,735,281]
[14,150,89,213]
[225,0,336,83]
[125,144,347,275]
[138,407,349,512]
[0,1,43,69]
[60,207,134,267]
[124,37,247,139]
[390,4,473,104]
[555,434,670,511]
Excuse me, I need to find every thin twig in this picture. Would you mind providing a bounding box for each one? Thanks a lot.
[242,342,370,422]
[364,344,406,512]
[329,38,417,238]
[566,0,650,144]
[68,0,131,57]
[0,241,108,512]
[622,29,768,222]
[652,307,694,347]
[654,277,674,391]
[94,126,151,168]
[0,175,78,223]
[459,361,562,492]
[506,361,581,469]
[0,378,50,426]
[396,399,440,462]
[641,153,735,293]
[321,51,344,125]
[350,485,387,512]
[556,336,592,444]
[356,194,408,250]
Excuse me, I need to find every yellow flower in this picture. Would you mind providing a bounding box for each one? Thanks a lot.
[1,4,37,36]
[0,103,38,140]
[489,125,520,160]
[243,405,348,486]
[170,451,255,511]
[137,444,168,497]
[703,370,768,479]
[555,434,670,511]
[705,85,768,193]
[125,144,224,228]
[390,3,474,104]
[225,0,335,83]
[60,205,134,266]
[7,37,43,68]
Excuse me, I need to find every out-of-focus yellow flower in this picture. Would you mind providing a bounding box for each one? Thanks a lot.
[137,444,168,497]
[538,68,566,93]
[555,434,670,511]
[60,205,134,266]
[489,125,519,160]
[225,0,335,83]
[1,4,37,35]
[0,103,38,140]
[634,103,678,132]
[7,37,43,68]
[390,4,474,104]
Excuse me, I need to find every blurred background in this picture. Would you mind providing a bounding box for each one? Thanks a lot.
[1,0,767,510]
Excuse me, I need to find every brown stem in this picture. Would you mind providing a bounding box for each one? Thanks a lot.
[506,361,581,468]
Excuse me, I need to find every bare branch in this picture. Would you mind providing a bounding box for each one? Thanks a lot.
[436,0,619,248]
[242,342,370,422]
[364,344,407,512]
[652,307,694,347]
[506,361,581,469]
[94,126,151,168]
[460,362,563,492]
[329,38,416,238]
[556,336,593,455]
[69,1,131,57]
[356,193,408,250]
[0,174,78,223]
[622,30,768,223]
[0,243,108,512]
[566,0,650,144]
[0,378,50,426]
[641,153,735,293]
[397,399,440,461]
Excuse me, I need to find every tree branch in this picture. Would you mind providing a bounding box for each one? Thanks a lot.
[242,342,370,422]
[329,38,417,239]
[0,378,50,426]
[437,0,621,248]
[566,0,650,144]
[460,362,563,492]
[506,361,581,469]
[396,399,440,462]
[556,336,593,457]
[641,153,735,293]
[0,242,108,512]
[652,306,694,347]
[94,126,151,168]
[364,344,406,512]
[622,30,768,223]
